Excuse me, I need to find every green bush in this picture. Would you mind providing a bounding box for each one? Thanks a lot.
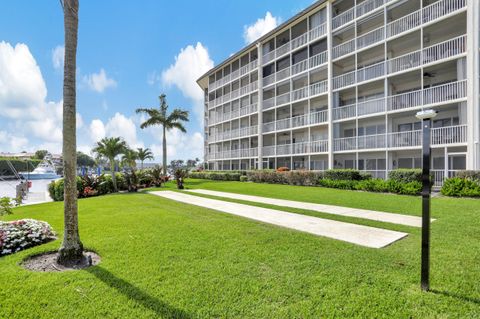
[246,170,287,184]
[318,179,357,190]
[441,177,480,197]
[398,181,422,196]
[189,172,242,181]
[48,177,83,201]
[355,179,389,193]
[239,176,248,182]
[323,169,368,181]
[455,170,480,181]
[388,169,423,183]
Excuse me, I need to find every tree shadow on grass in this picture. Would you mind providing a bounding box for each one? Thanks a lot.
[430,289,480,305]
[86,266,192,318]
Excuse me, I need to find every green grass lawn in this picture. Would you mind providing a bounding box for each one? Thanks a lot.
[1,179,479,318]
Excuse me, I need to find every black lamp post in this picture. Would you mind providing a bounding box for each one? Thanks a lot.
[416,109,437,292]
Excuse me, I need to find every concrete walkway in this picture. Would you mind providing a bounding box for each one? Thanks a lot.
[151,191,408,248]
[186,189,430,227]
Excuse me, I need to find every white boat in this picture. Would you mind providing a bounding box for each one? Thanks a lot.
[20,155,60,180]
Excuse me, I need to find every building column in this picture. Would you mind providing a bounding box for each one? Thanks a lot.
[256,42,264,169]
[326,1,334,169]
[466,0,480,169]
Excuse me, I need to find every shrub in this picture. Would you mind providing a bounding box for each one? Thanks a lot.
[441,177,480,197]
[247,170,287,184]
[398,181,422,196]
[0,219,56,256]
[0,197,16,217]
[318,179,357,190]
[284,171,323,186]
[48,177,83,201]
[239,176,248,182]
[189,172,242,181]
[456,170,480,181]
[355,179,389,193]
[276,167,290,172]
[323,169,367,181]
[388,169,423,183]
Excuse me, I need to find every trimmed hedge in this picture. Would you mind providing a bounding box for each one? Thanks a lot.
[323,169,370,181]
[455,170,480,181]
[388,169,422,183]
[189,171,243,181]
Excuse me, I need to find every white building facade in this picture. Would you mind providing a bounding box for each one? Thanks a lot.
[197,0,480,185]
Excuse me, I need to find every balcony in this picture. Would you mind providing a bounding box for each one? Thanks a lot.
[263,80,328,110]
[332,0,466,60]
[209,80,258,109]
[208,59,258,92]
[333,125,467,151]
[262,140,329,157]
[262,23,327,65]
[263,51,328,88]
[332,34,466,90]
[209,125,258,143]
[209,104,259,126]
[262,110,328,133]
[213,147,259,160]
[333,0,386,30]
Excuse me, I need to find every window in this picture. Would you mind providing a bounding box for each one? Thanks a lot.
[345,160,355,169]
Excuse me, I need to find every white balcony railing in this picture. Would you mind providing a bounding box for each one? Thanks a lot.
[333,34,465,91]
[262,22,327,66]
[357,97,385,116]
[332,0,466,60]
[261,110,328,133]
[333,104,356,120]
[262,51,327,89]
[356,26,384,50]
[208,59,258,92]
[431,124,467,145]
[332,125,466,151]
[332,7,355,30]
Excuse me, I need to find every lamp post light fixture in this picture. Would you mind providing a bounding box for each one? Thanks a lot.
[415,109,438,292]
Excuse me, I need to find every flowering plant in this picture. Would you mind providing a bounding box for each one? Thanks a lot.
[0,219,56,256]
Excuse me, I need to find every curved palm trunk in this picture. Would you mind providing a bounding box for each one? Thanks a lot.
[110,159,117,192]
[58,0,83,265]
[162,124,167,176]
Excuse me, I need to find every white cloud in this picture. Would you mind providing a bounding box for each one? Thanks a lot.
[0,41,82,153]
[150,129,203,162]
[161,42,214,123]
[243,12,280,44]
[89,119,106,142]
[0,130,29,152]
[52,45,64,70]
[82,68,117,93]
[88,113,143,149]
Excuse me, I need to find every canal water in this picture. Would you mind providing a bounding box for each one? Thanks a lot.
[0,179,55,204]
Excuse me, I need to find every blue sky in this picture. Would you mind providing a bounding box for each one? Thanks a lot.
[0,0,314,162]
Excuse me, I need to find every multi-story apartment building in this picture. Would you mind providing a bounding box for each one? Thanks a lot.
[196,0,479,185]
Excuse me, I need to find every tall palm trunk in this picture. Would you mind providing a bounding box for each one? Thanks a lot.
[110,159,117,192]
[58,0,83,265]
[162,124,167,176]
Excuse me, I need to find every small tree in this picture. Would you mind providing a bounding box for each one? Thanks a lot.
[92,137,127,192]
[174,169,188,190]
[136,94,189,176]
[137,148,154,170]
[34,150,49,160]
[0,197,15,217]
[121,148,138,170]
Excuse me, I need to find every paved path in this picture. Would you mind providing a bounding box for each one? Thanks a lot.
[150,191,408,249]
[187,189,430,227]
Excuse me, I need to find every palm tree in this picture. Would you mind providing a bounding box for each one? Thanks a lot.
[57,0,83,265]
[137,147,154,170]
[136,94,189,175]
[92,137,127,192]
[121,148,138,170]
